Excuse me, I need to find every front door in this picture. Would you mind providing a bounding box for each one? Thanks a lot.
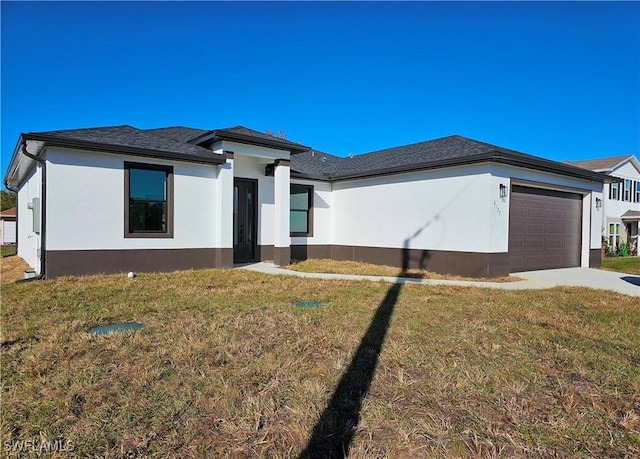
[233,178,257,262]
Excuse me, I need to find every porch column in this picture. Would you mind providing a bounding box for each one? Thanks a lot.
[273,159,291,266]
[216,152,234,268]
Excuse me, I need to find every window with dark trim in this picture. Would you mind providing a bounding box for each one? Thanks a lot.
[610,182,619,200]
[624,179,631,201]
[290,184,313,237]
[124,162,174,238]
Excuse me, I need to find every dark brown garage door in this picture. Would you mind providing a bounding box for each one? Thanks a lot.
[509,185,582,272]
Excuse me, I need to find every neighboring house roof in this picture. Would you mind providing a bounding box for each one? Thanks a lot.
[291,135,610,183]
[621,210,640,221]
[565,155,639,173]
[0,207,16,218]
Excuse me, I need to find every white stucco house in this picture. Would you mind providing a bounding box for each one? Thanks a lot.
[567,155,640,255]
[4,125,611,279]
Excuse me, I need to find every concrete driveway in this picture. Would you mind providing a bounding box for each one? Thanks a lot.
[512,267,640,297]
[238,263,640,297]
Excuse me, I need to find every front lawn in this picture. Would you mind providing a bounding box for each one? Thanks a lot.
[1,268,639,457]
[601,257,640,275]
[286,258,518,282]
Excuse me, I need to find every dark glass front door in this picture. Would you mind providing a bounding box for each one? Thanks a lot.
[233,179,257,262]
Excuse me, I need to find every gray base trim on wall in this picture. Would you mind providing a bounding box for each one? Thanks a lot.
[258,245,274,262]
[46,248,229,279]
[291,244,510,278]
[274,247,291,267]
[589,248,602,268]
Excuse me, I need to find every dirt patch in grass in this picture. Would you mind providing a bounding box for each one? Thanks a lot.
[2,270,639,457]
[286,258,520,282]
[601,257,640,276]
[1,254,31,284]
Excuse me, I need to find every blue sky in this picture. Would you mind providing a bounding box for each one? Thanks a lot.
[2,1,639,185]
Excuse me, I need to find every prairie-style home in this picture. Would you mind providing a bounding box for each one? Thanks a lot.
[4,125,611,279]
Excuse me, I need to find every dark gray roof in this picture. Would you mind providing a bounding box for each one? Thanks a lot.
[7,125,611,187]
[291,135,610,183]
[143,126,209,143]
[188,125,311,153]
[24,125,224,164]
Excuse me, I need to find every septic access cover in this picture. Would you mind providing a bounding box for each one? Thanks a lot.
[89,322,145,336]
[293,301,325,308]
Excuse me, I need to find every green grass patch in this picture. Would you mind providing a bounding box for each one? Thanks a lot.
[1,269,639,457]
[1,246,16,257]
[601,257,640,275]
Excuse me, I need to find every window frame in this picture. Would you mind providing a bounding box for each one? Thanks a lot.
[290,184,314,237]
[124,161,174,238]
[624,179,631,201]
[609,223,620,248]
[610,182,619,200]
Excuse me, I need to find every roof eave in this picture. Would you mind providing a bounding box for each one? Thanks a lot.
[329,151,612,183]
[21,133,226,166]
[3,135,44,189]
[193,130,311,153]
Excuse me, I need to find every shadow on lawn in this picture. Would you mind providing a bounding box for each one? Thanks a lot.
[299,238,429,457]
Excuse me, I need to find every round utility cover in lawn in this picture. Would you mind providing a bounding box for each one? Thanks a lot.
[89,322,144,336]
[293,301,325,308]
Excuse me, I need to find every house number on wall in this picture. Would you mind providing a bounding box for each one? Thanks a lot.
[493,200,502,216]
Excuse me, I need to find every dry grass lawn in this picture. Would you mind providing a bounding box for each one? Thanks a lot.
[1,262,639,457]
[1,254,31,284]
[286,259,519,282]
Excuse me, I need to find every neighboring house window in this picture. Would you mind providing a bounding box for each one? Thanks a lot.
[610,182,619,200]
[609,223,620,248]
[624,179,631,201]
[636,181,640,203]
[290,184,313,236]
[124,162,173,238]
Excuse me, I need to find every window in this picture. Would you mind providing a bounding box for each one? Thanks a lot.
[624,179,631,201]
[125,162,173,237]
[609,223,620,248]
[290,184,313,236]
[636,181,640,203]
[610,182,619,200]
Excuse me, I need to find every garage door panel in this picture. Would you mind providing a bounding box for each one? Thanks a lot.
[509,185,582,272]
[527,207,546,218]
[527,223,545,234]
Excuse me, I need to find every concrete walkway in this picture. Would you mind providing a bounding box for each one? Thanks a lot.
[236,263,640,297]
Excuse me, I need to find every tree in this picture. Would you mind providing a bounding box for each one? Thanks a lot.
[1,190,16,211]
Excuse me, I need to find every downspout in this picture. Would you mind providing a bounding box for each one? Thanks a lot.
[3,182,19,253]
[18,141,47,281]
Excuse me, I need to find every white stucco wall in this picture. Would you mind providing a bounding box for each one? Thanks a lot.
[330,164,499,252]
[291,179,333,246]
[231,154,275,246]
[17,164,42,272]
[44,147,220,250]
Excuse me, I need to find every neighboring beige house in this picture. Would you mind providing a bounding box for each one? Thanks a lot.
[567,155,640,254]
[0,207,17,245]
